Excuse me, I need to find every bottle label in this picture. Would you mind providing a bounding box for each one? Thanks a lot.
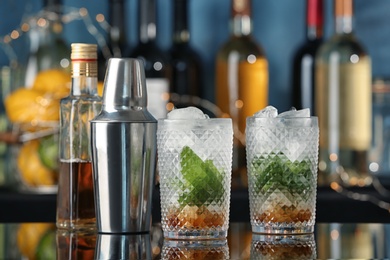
[316,56,372,151]
[146,78,169,119]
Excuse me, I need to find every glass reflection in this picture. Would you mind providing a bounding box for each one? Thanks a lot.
[250,233,316,259]
[95,233,152,260]
[161,239,229,259]
[56,230,96,260]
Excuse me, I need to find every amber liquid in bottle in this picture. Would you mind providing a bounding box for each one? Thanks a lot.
[56,161,95,227]
[216,0,268,187]
[56,44,102,230]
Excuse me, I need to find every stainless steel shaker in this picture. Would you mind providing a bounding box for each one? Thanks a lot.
[90,58,157,233]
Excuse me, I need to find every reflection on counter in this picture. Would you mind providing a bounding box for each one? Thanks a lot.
[0,222,389,259]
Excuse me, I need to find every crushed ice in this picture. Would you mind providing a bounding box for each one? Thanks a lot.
[254,106,310,118]
[167,106,209,120]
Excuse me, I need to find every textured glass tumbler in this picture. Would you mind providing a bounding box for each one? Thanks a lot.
[246,117,319,234]
[157,118,233,239]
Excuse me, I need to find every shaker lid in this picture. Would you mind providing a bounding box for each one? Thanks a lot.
[91,58,156,123]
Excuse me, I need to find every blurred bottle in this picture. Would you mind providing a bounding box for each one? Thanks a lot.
[292,0,323,114]
[0,51,15,186]
[97,0,128,82]
[370,79,390,175]
[215,0,268,186]
[129,0,171,120]
[315,0,372,184]
[24,0,70,87]
[170,0,203,101]
[56,44,102,230]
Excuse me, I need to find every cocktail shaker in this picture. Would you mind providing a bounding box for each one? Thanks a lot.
[90,58,157,233]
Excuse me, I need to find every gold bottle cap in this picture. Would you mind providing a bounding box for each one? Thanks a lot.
[71,43,97,60]
[335,0,353,17]
[71,43,97,77]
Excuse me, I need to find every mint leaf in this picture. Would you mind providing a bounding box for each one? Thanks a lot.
[251,153,314,199]
[178,146,225,208]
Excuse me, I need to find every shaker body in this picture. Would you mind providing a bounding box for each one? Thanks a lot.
[91,121,157,233]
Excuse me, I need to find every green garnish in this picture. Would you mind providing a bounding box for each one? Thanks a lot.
[178,146,225,208]
[250,153,314,199]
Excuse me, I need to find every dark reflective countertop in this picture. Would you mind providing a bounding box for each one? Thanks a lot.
[1,222,389,259]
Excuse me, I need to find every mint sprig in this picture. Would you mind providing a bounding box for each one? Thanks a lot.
[178,146,225,208]
[250,153,314,199]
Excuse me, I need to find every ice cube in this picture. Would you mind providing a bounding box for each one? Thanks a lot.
[277,107,310,118]
[167,106,209,119]
[254,105,278,118]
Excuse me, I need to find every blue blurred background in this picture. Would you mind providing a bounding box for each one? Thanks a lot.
[1,0,390,111]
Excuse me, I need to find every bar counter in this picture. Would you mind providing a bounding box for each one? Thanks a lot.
[1,177,390,258]
[1,184,390,223]
[0,222,389,259]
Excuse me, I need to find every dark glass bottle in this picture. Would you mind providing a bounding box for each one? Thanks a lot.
[129,0,171,119]
[292,0,323,114]
[97,0,128,82]
[170,0,203,99]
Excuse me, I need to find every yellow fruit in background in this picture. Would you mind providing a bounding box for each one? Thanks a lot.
[5,88,60,123]
[17,140,56,186]
[33,69,71,98]
[98,81,104,96]
[17,223,54,260]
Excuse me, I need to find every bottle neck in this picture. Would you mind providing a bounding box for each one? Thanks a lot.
[108,0,126,57]
[230,0,252,37]
[139,0,157,43]
[334,0,353,34]
[71,60,98,96]
[173,0,190,43]
[306,0,323,40]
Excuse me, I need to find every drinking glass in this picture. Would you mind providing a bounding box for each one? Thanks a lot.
[157,118,233,239]
[246,116,319,234]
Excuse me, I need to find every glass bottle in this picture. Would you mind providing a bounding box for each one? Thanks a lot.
[24,0,70,87]
[215,0,268,187]
[129,0,171,120]
[97,0,128,82]
[315,0,372,184]
[292,0,324,114]
[170,0,203,99]
[56,43,102,230]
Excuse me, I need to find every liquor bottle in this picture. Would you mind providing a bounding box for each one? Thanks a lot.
[24,0,70,87]
[56,43,102,230]
[315,0,372,184]
[97,0,128,82]
[292,0,323,114]
[215,0,268,186]
[129,0,171,120]
[170,0,203,99]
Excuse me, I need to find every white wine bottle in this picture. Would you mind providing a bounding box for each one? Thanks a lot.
[315,0,372,185]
